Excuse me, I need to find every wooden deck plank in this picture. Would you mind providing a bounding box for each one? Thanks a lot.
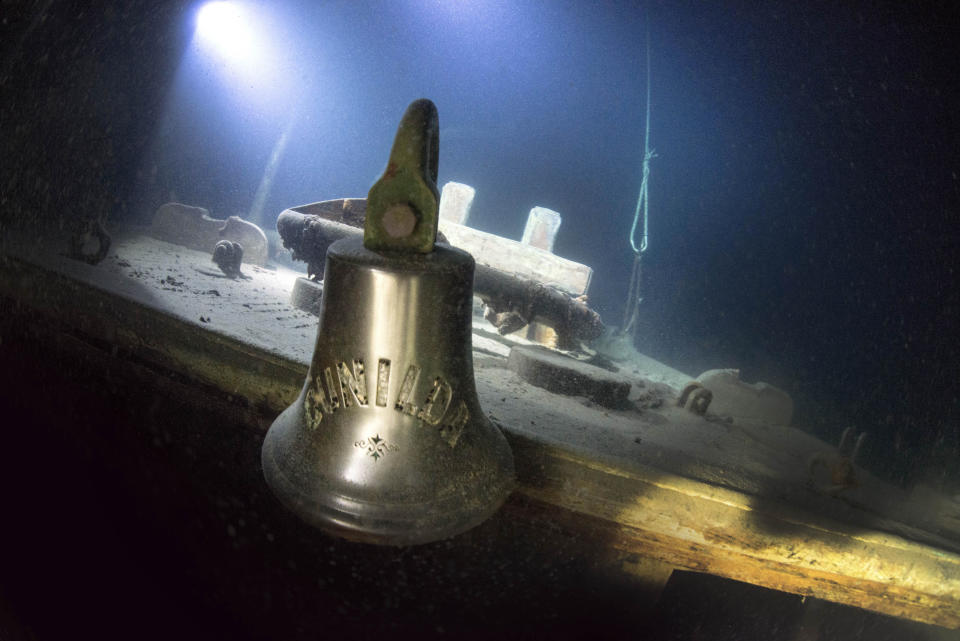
[438,219,593,295]
[510,437,960,627]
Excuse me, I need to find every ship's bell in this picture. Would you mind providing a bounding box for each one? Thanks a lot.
[261,99,515,545]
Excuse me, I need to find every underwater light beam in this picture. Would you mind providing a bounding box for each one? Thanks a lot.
[191,0,299,226]
[195,2,265,72]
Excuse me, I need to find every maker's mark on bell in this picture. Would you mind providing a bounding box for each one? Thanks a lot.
[354,434,400,460]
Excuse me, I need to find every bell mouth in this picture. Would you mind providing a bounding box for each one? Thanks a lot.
[261,403,514,546]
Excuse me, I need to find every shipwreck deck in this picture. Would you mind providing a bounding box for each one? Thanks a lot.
[1,229,958,632]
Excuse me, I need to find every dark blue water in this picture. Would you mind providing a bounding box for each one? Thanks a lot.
[4,0,958,486]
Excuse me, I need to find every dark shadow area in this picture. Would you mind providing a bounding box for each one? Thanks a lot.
[0,306,652,640]
[1,306,955,640]
[652,572,950,641]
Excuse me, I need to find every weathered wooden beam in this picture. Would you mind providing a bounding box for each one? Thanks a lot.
[509,436,960,629]
[438,182,475,225]
[279,200,593,296]
[438,218,591,296]
[276,208,604,344]
[521,206,562,252]
[519,206,563,347]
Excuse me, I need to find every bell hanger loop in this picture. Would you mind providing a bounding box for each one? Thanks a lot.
[364,98,441,253]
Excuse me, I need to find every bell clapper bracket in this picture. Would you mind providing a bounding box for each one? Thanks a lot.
[364,98,440,253]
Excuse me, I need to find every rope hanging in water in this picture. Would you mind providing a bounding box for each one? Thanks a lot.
[622,26,656,335]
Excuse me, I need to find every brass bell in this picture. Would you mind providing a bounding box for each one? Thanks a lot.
[261,99,515,545]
